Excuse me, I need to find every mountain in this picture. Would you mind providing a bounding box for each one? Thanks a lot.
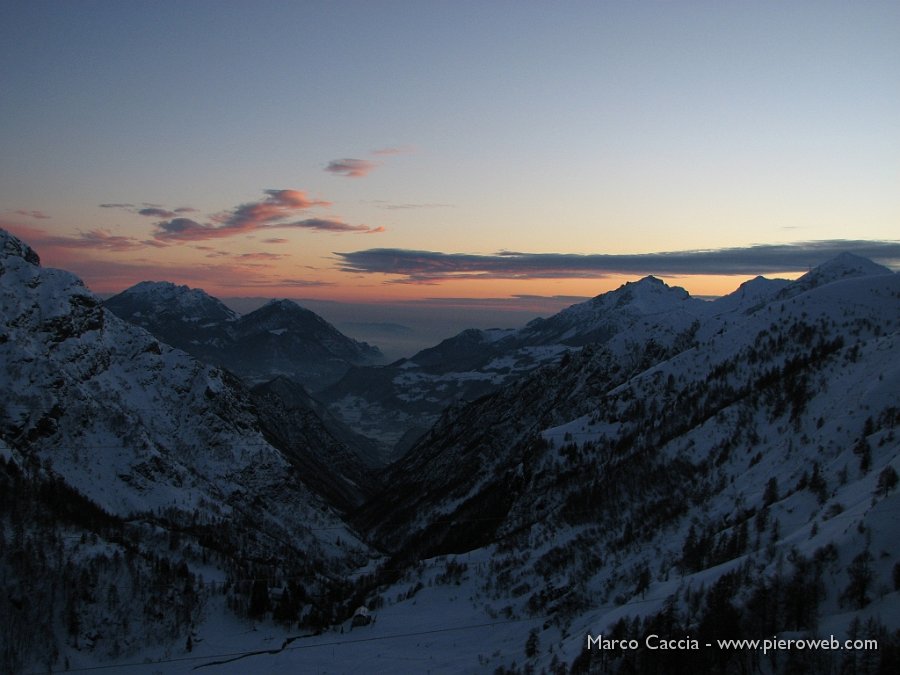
[321,275,709,460]
[1,230,377,516]
[0,229,375,671]
[105,283,383,391]
[228,299,383,387]
[103,280,237,366]
[4,227,899,674]
[345,253,899,673]
[780,251,893,298]
[361,259,898,547]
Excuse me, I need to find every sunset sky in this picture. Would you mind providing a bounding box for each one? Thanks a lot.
[2,1,898,317]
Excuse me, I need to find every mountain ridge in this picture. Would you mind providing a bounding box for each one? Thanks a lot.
[348,252,899,673]
[1,227,376,669]
[3,227,898,674]
[105,281,383,391]
[322,275,710,460]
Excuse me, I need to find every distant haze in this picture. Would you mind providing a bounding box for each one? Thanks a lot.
[220,295,593,361]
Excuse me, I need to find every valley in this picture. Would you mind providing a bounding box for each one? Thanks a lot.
[2,228,899,674]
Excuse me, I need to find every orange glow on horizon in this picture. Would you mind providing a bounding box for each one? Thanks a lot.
[1,222,817,305]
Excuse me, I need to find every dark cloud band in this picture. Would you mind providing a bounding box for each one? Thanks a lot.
[334,241,900,283]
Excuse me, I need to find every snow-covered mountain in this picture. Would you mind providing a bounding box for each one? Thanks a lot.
[346,253,899,673]
[103,280,237,366]
[0,229,374,671]
[105,282,383,391]
[322,275,711,459]
[778,251,893,298]
[3,225,899,674]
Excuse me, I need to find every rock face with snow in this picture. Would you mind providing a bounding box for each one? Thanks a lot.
[1,229,374,517]
[0,228,373,670]
[103,280,238,365]
[105,283,383,391]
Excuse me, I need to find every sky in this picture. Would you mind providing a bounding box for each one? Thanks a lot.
[2,1,899,332]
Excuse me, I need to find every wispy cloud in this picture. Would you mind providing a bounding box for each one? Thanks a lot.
[324,158,379,178]
[138,207,177,218]
[4,224,143,252]
[376,202,453,211]
[325,145,412,177]
[3,223,333,294]
[154,218,215,241]
[102,203,196,217]
[149,189,381,241]
[335,241,900,283]
[235,252,285,261]
[12,209,51,220]
[277,278,335,288]
[371,145,415,156]
[512,294,593,303]
[218,189,330,228]
[289,218,384,234]
[154,217,382,241]
[63,257,304,293]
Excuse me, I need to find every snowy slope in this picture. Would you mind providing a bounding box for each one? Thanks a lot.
[4,227,898,674]
[1,229,372,672]
[322,276,710,461]
[347,256,900,673]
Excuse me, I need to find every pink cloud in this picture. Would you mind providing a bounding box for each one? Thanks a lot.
[152,190,381,242]
[75,229,144,251]
[4,224,142,252]
[2,223,333,295]
[219,189,331,230]
[324,158,379,178]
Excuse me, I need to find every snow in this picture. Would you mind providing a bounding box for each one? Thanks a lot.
[5,227,900,674]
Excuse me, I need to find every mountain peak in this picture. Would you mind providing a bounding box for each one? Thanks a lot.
[814,251,891,276]
[0,228,41,266]
[262,298,306,312]
[787,252,892,295]
[252,298,322,322]
[107,280,239,322]
[608,274,691,309]
[126,279,220,301]
[130,279,179,292]
[633,274,665,286]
